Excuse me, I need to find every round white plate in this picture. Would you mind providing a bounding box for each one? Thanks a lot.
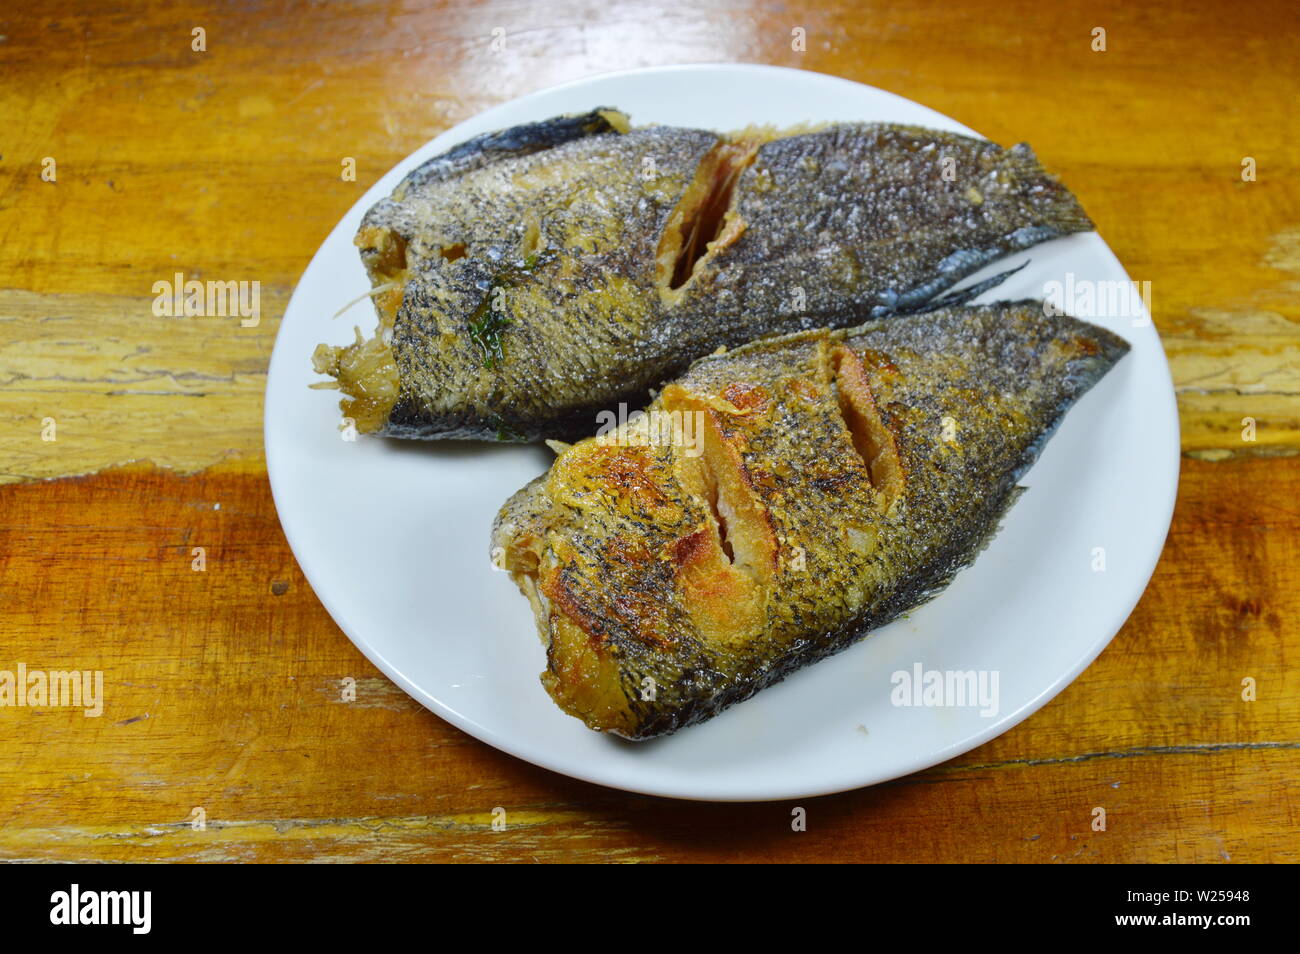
[266,64,1179,801]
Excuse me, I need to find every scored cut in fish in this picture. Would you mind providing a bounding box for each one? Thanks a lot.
[491,302,1129,739]
[312,109,1094,441]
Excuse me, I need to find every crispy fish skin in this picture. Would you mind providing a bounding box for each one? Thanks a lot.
[491,302,1129,739]
[314,111,1094,440]
[314,107,717,438]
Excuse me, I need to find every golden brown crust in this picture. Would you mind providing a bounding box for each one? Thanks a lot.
[832,345,905,508]
[492,303,1131,739]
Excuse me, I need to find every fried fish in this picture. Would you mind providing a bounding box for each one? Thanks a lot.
[313,109,1093,440]
[491,302,1128,739]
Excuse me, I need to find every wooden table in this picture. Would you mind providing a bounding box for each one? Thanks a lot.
[2,0,1296,863]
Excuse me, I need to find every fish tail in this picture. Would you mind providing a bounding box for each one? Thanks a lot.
[870,145,1093,319]
[1009,142,1096,235]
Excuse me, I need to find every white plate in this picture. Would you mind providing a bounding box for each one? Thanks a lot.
[266,64,1179,801]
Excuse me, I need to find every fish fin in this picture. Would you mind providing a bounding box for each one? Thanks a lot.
[394,108,627,193]
[915,260,1031,313]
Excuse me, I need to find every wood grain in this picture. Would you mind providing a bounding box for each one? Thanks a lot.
[0,0,1296,861]
[0,459,1294,862]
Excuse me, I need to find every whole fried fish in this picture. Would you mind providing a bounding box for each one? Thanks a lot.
[313,109,1093,440]
[491,302,1128,739]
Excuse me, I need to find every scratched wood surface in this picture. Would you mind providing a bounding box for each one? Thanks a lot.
[1,0,1296,862]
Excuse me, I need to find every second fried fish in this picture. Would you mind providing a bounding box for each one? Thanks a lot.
[491,302,1129,739]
